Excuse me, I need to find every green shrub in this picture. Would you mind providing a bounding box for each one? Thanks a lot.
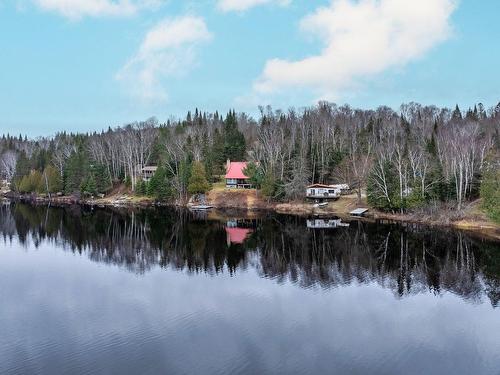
[481,168,500,223]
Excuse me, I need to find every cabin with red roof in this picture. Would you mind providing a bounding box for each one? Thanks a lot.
[225,160,252,189]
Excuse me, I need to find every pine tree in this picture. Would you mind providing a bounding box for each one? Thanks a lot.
[261,171,277,200]
[64,151,88,195]
[136,179,147,196]
[92,164,112,194]
[223,111,246,162]
[18,170,44,194]
[81,174,97,196]
[452,105,462,121]
[243,162,264,188]
[43,165,63,193]
[211,128,226,174]
[11,151,30,191]
[188,161,211,194]
[147,165,171,200]
[481,165,500,223]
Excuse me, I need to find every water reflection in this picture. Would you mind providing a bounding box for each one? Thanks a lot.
[225,219,254,245]
[1,202,499,307]
[306,217,350,229]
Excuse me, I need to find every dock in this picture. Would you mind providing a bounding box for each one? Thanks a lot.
[350,208,369,217]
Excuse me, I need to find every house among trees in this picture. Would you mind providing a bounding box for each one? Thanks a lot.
[306,184,343,199]
[140,166,157,182]
[225,161,252,189]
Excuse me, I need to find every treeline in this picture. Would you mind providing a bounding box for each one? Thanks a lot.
[1,102,499,218]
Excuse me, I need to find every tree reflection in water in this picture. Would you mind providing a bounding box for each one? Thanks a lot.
[1,202,499,307]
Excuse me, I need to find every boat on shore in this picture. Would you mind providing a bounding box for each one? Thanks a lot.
[313,202,329,208]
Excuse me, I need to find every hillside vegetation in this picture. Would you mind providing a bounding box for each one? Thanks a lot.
[0,103,499,219]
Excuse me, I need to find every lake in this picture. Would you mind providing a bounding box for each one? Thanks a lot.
[0,202,499,375]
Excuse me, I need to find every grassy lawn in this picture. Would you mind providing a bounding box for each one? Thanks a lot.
[211,181,227,192]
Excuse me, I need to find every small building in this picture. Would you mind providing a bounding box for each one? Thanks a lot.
[225,161,252,189]
[331,184,351,195]
[141,166,158,182]
[306,184,341,199]
[350,208,369,217]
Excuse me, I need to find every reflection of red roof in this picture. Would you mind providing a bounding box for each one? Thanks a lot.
[225,227,252,244]
[225,162,249,179]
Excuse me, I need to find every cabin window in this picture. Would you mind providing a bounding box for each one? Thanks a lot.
[328,190,335,194]
[310,189,315,195]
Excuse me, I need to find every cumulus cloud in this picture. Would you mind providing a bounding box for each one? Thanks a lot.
[254,0,457,99]
[116,16,212,103]
[217,0,290,12]
[32,0,162,19]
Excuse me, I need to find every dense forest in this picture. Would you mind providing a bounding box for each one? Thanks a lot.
[1,102,499,220]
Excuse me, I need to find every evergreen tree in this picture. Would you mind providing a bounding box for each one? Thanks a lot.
[481,165,500,223]
[188,161,211,194]
[124,175,132,189]
[135,179,147,196]
[64,151,88,195]
[18,170,44,194]
[81,174,97,196]
[243,162,264,188]
[451,104,463,121]
[210,128,226,175]
[11,151,30,191]
[261,171,278,200]
[147,165,171,201]
[223,111,246,162]
[43,165,63,193]
[92,164,112,194]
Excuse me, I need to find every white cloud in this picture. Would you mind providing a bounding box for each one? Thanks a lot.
[32,0,162,19]
[116,16,212,103]
[254,0,457,100]
[217,0,290,12]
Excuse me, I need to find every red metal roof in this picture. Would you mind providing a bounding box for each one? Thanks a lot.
[225,162,249,179]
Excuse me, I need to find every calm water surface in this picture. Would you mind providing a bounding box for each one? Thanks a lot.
[0,203,499,375]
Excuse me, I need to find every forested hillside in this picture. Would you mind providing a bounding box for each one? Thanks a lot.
[1,102,499,219]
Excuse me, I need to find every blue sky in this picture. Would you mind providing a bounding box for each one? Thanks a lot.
[0,0,499,136]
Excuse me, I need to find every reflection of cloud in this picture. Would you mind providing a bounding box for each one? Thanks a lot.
[2,239,500,375]
[116,16,212,103]
[254,0,456,100]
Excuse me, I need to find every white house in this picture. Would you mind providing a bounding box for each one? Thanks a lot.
[306,184,342,199]
[331,184,350,194]
[141,166,158,182]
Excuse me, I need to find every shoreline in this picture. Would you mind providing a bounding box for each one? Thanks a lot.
[3,192,500,242]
